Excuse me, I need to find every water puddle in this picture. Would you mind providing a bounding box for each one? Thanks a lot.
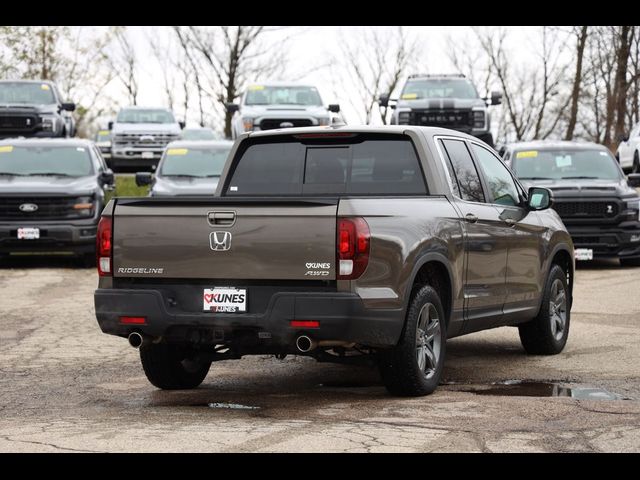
[460,380,627,400]
[207,402,260,410]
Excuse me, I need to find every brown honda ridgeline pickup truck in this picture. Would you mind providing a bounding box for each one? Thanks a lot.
[94,125,574,396]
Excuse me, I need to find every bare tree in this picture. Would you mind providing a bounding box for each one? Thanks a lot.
[565,26,589,140]
[174,26,290,138]
[109,27,139,106]
[338,27,417,124]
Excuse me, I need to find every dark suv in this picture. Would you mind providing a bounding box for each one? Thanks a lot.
[0,138,114,265]
[504,140,640,266]
[0,80,76,139]
[380,74,501,147]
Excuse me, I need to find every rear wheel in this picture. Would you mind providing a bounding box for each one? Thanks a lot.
[140,343,211,390]
[378,285,446,396]
[519,264,570,354]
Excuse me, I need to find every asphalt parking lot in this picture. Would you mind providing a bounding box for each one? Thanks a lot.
[1,257,639,452]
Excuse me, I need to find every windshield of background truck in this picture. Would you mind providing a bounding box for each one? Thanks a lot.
[116,109,175,124]
[512,148,621,180]
[401,78,478,100]
[225,135,426,196]
[0,145,93,177]
[0,82,56,105]
[245,86,323,106]
[160,146,231,178]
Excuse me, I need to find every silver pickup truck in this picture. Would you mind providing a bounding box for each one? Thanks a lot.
[94,125,574,396]
[226,82,341,139]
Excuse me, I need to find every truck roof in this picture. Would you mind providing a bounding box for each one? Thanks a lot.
[245,124,481,142]
[0,137,94,148]
[505,140,609,152]
[0,79,56,85]
[166,140,234,149]
[247,81,319,88]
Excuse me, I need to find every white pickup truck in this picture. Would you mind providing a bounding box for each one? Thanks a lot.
[226,82,341,139]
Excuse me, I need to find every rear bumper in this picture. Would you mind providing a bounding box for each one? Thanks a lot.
[568,224,640,259]
[94,288,404,350]
[0,221,97,254]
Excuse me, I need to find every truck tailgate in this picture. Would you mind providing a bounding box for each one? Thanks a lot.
[112,198,338,280]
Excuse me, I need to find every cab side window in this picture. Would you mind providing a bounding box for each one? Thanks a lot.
[440,139,485,203]
[470,143,520,207]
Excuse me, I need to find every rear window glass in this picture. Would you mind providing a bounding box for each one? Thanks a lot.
[225,136,427,196]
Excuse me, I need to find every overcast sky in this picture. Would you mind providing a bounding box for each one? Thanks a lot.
[103,26,546,130]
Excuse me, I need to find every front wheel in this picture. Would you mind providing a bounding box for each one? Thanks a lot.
[140,343,211,390]
[378,285,447,396]
[519,264,570,355]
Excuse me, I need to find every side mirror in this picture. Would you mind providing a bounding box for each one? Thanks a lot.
[108,121,114,130]
[490,91,502,106]
[100,169,114,186]
[225,103,239,113]
[628,173,640,188]
[328,104,340,113]
[618,133,629,143]
[135,172,153,187]
[527,186,553,211]
[378,93,390,108]
[179,121,186,129]
[61,102,76,112]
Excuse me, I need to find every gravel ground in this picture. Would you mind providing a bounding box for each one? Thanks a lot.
[0,256,639,452]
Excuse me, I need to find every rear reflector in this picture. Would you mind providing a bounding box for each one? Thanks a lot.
[290,320,320,328]
[120,316,146,325]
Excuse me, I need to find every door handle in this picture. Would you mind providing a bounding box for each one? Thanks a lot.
[464,213,478,223]
[504,218,516,226]
[208,211,236,226]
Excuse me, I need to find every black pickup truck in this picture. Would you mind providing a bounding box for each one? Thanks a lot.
[0,138,114,265]
[503,141,640,266]
[0,80,76,139]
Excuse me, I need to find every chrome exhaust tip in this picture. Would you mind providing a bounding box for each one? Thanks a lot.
[295,335,316,353]
[128,332,145,349]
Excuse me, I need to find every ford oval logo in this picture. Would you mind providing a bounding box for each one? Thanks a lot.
[19,203,38,212]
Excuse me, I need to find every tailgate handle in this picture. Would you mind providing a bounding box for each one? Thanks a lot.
[208,211,236,226]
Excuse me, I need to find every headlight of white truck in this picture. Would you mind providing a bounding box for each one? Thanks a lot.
[318,117,330,126]
[472,109,486,129]
[242,118,254,131]
[40,115,57,132]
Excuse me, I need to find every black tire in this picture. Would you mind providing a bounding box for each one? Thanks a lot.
[633,152,640,174]
[378,285,447,396]
[477,133,495,148]
[621,257,640,267]
[519,264,570,355]
[140,343,211,390]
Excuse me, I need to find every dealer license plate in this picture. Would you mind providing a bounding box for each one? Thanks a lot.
[203,288,247,313]
[17,227,40,240]
[575,248,593,261]
[141,151,154,159]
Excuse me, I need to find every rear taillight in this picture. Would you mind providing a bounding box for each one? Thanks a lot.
[337,217,370,280]
[97,216,112,276]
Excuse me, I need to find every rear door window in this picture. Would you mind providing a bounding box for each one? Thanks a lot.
[440,139,485,203]
[226,136,427,196]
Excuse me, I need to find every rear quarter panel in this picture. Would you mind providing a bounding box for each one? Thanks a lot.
[338,197,465,324]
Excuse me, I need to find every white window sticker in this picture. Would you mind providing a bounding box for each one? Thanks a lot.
[76,147,85,152]
[230,186,238,192]
[555,155,572,168]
